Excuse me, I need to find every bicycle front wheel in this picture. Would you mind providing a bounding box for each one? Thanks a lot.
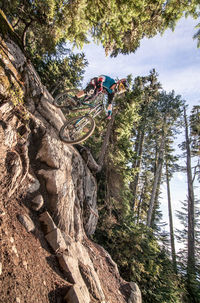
[59,115,95,144]
[54,89,79,108]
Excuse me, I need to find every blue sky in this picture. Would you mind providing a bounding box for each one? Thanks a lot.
[77,16,200,245]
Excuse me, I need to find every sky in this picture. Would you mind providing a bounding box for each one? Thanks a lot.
[76,16,200,246]
[80,16,200,112]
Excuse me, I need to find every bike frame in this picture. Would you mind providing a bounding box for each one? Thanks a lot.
[73,100,104,131]
[58,91,107,144]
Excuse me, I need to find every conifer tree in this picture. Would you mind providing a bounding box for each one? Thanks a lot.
[131,69,161,211]
[165,155,177,273]
[176,105,200,301]
[30,50,88,95]
[1,0,200,57]
[146,92,184,226]
[183,106,199,301]
[190,105,200,158]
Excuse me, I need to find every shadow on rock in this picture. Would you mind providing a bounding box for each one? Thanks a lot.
[48,286,70,303]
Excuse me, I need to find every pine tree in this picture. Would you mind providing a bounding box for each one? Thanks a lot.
[176,105,200,302]
[1,0,200,57]
[190,105,200,158]
[131,69,162,211]
[30,49,88,95]
[184,106,200,301]
[165,156,177,273]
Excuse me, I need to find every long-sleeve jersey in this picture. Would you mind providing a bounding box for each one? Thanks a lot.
[97,75,116,103]
[98,75,116,94]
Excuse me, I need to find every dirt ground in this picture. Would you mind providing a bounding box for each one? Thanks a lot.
[0,124,71,303]
[84,238,131,303]
[0,122,131,303]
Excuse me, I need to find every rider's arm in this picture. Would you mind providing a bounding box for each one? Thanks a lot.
[97,76,104,93]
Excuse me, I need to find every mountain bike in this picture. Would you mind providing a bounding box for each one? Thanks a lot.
[53,89,106,144]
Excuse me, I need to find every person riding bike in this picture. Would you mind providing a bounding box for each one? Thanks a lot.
[76,75,129,119]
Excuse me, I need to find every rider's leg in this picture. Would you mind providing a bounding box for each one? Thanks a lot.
[75,86,94,99]
[75,78,97,100]
[76,90,85,98]
[81,84,96,101]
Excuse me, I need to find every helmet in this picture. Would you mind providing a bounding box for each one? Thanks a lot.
[116,79,129,94]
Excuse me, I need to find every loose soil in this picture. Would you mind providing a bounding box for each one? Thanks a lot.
[0,125,70,303]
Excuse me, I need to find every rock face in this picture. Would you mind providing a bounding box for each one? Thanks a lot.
[0,12,142,303]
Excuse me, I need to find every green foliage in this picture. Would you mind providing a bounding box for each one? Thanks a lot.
[176,198,200,303]
[1,0,200,57]
[190,105,200,157]
[95,219,185,303]
[85,79,141,219]
[132,86,185,226]
[29,48,88,95]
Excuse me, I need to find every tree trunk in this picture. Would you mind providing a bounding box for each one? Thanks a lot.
[166,160,177,273]
[50,81,63,96]
[22,19,33,48]
[184,107,195,284]
[131,116,147,210]
[147,129,165,227]
[151,157,163,226]
[97,111,116,170]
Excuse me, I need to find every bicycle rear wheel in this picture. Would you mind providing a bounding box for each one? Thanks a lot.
[59,115,95,144]
[54,89,79,108]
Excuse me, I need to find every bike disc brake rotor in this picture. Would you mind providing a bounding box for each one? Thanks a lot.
[64,118,93,141]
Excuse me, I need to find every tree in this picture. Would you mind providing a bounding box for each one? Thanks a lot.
[30,50,88,95]
[165,156,177,273]
[1,0,200,57]
[190,105,200,157]
[183,106,199,301]
[147,123,165,227]
[193,22,200,47]
[95,218,185,303]
[176,106,200,302]
[131,69,162,211]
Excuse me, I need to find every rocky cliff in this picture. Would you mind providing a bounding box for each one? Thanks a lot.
[0,12,142,303]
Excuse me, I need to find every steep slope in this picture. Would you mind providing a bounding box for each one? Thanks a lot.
[0,11,142,303]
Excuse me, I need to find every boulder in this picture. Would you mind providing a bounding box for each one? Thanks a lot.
[64,284,90,303]
[17,214,35,232]
[45,228,67,253]
[31,194,44,211]
[39,211,56,235]
[128,282,142,303]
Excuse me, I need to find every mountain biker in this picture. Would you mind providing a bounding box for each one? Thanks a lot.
[76,75,129,119]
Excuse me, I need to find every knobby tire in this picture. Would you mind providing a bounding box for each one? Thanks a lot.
[59,115,95,144]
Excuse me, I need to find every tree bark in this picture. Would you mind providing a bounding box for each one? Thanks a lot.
[22,19,33,48]
[166,160,177,273]
[131,115,147,210]
[97,111,116,171]
[184,107,195,280]
[76,112,116,174]
[147,128,165,227]
[50,81,62,96]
